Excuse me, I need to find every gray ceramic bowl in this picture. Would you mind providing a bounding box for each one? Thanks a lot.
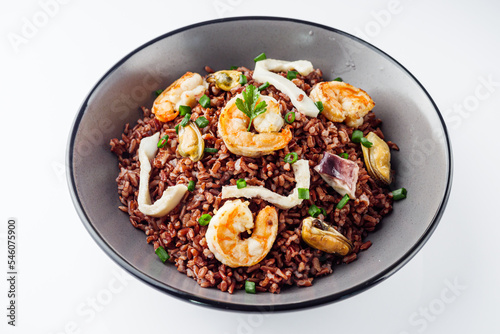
[67,17,452,311]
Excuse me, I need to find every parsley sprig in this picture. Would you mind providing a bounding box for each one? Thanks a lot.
[235,84,268,131]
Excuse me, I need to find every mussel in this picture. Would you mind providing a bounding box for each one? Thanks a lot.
[301,217,353,256]
[206,70,241,91]
[361,132,392,185]
[177,121,205,162]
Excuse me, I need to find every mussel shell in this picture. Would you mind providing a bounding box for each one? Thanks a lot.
[177,121,205,162]
[361,132,392,185]
[206,70,241,91]
[301,217,353,255]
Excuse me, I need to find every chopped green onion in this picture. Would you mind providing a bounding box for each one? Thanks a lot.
[236,178,247,189]
[285,111,295,124]
[239,74,247,85]
[336,194,350,210]
[361,137,373,148]
[198,214,212,226]
[245,280,256,294]
[179,105,191,116]
[298,188,310,200]
[199,94,211,108]
[258,82,269,91]
[204,147,218,153]
[333,77,343,82]
[320,207,327,216]
[157,135,169,148]
[351,130,364,143]
[253,53,267,62]
[284,152,298,164]
[315,101,324,112]
[187,180,195,192]
[154,89,163,97]
[155,246,170,263]
[175,124,180,134]
[392,187,407,201]
[180,113,191,127]
[308,204,322,218]
[339,152,349,159]
[195,116,209,128]
[230,66,238,70]
[287,71,298,80]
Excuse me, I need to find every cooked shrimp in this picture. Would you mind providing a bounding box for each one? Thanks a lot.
[152,72,207,122]
[206,199,278,268]
[218,94,292,157]
[309,81,375,128]
[252,95,285,133]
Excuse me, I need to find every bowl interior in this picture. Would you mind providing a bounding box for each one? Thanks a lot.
[68,17,451,311]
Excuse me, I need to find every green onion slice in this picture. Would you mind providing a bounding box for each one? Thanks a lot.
[239,74,247,85]
[258,82,269,91]
[284,152,298,164]
[204,147,218,153]
[392,188,407,201]
[253,53,267,62]
[195,116,209,128]
[180,113,191,127]
[157,135,169,148]
[287,71,298,80]
[230,66,238,70]
[308,204,322,218]
[155,246,170,263]
[245,280,256,294]
[361,137,373,148]
[336,194,350,210]
[187,180,195,192]
[175,124,180,134]
[298,188,310,200]
[154,89,163,97]
[339,152,349,159]
[285,111,295,124]
[199,94,211,108]
[315,101,324,112]
[198,214,212,226]
[179,105,191,116]
[351,130,364,143]
[333,77,343,82]
[236,178,247,189]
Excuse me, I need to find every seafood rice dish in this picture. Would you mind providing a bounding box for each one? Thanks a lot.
[110,54,407,294]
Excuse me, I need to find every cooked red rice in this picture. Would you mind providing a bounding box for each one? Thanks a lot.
[110,67,394,294]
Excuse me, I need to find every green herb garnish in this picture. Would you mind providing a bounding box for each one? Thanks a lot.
[235,84,268,131]
[236,178,247,189]
[391,188,407,201]
[155,246,170,262]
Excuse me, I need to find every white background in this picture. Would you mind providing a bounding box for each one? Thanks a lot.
[1,0,499,333]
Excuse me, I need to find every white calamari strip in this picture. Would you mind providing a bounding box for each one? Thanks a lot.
[221,159,310,209]
[137,132,187,217]
[253,59,319,117]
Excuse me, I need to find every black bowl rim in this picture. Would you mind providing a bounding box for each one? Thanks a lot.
[66,16,453,312]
